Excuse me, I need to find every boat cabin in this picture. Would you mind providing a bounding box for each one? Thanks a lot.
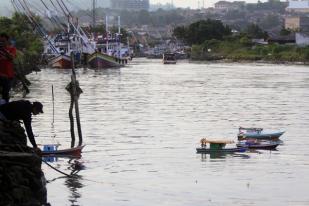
[239,127,263,134]
[163,52,176,64]
[200,138,234,149]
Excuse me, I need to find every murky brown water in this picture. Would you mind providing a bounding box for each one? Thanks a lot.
[22,59,309,205]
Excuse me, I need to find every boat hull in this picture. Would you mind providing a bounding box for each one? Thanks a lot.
[88,52,122,69]
[196,147,246,154]
[163,60,176,64]
[238,131,285,140]
[42,145,84,157]
[237,142,279,150]
[49,55,72,69]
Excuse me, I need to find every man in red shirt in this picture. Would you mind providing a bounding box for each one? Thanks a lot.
[0,33,16,103]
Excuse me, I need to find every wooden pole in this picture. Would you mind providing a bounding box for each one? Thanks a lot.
[71,54,83,146]
[67,55,75,148]
[52,84,55,125]
[68,89,75,148]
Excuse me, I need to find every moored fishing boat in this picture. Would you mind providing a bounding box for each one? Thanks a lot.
[88,52,122,69]
[49,54,72,69]
[196,138,247,153]
[88,15,131,69]
[237,139,280,150]
[238,127,285,140]
[163,52,176,64]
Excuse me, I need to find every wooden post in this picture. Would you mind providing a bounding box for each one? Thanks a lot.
[71,53,83,146]
[52,84,55,125]
[68,89,75,148]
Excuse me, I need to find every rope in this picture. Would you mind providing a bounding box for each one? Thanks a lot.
[42,159,76,178]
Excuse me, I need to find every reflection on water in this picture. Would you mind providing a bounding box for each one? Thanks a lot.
[199,152,251,160]
[24,59,309,205]
[45,158,85,206]
[65,159,85,206]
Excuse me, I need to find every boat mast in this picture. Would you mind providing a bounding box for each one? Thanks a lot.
[67,15,70,55]
[92,0,96,28]
[118,16,121,59]
[106,15,109,54]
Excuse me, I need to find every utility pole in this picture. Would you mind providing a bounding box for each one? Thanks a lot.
[92,0,96,27]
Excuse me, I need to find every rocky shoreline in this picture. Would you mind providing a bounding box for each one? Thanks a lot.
[0,120,48,206]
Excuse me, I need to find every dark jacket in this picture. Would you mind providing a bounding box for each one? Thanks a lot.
[0,100,37,147]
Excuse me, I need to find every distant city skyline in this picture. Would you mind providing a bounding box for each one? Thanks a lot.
[151,0,267,8]
[0,0,273,16]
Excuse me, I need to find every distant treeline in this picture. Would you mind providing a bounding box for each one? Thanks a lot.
[173,19,309,63]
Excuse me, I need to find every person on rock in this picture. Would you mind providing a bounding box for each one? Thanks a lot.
[0,100,43,153]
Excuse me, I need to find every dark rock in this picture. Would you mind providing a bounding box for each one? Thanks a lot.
[0,120,48,206]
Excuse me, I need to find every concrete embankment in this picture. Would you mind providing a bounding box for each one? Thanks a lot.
[0,120,48,206]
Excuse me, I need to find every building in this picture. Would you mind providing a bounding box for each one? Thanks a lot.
[286,0,309,13]
[110,0,150,11]
[296,32,309,45]
[214,1,245,11]
[267,33,296,44]
[285,16,309,31]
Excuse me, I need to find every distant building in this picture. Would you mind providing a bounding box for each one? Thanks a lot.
[285,16,309,31]
[296,32,309,45]
[110,0,150,11]
[214,1,245,11]
[267,33,296,44]
[286,0,309,13]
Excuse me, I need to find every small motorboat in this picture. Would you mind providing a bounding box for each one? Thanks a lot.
[236,139,280,150]
[163,52,176,64]
[196,138,247,154]
[238,127,285,140]
[42,145,85,157]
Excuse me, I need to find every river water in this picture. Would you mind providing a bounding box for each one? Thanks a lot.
[23,59,309,205]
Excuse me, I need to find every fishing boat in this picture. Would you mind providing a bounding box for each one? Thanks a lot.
[88,15,131,69]
[88,51,122,69]
[49,54,72,69]
[42,145,85,157]
[163,52,176,64]
[238,127,285,140]
[196,138,247,153]
[236,139,280,150]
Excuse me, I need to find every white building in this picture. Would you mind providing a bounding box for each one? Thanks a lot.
[296,32,309,45]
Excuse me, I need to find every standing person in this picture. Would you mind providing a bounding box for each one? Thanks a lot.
[0,33,17,103]
[0,100,43,152]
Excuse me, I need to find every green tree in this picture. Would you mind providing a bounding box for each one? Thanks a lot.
[173,19,231,45]
[245,23,268,39]
[260,14,280,30]
[0,13,43,72]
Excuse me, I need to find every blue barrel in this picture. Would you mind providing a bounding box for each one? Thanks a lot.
[43,144,57,151]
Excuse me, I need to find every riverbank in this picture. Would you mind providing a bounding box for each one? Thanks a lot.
[0,120,48,206]
[189,58,309,66]
[189,39,309,65]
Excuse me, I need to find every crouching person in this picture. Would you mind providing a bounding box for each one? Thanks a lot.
[0,100,43,154]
